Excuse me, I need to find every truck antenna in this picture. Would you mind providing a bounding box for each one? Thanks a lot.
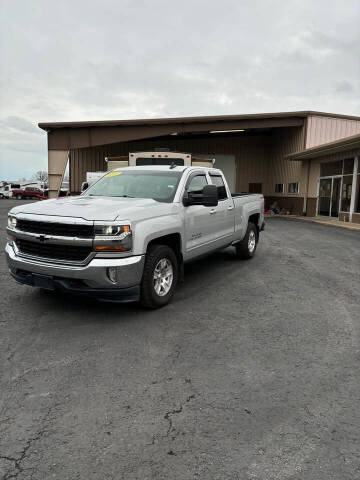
[169,162,177,169]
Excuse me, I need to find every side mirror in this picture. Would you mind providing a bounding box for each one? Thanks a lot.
[81,182,89,192]
[202,184,218,206]
[183,184,218,207]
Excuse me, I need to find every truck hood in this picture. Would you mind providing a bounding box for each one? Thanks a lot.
[10,196,176,222]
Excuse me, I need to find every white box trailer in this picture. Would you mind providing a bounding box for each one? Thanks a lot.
[105,151,215,170]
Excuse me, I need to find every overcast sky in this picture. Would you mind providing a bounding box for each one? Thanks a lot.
[0,0,359,180]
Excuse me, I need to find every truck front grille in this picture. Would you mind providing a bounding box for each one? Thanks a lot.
[16,219,94,238]
[16,239,92,262]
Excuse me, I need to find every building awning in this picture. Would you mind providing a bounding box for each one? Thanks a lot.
[286,133,360,161]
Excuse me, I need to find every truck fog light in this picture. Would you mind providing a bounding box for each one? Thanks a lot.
[8,216,17,229]
[107,267,117,284]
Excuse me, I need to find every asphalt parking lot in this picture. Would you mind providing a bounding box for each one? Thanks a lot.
[1,199,359,480]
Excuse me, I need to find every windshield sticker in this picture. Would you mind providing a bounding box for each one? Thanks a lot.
[105,171,122,177]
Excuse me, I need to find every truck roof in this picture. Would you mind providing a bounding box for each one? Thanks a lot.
[114,165,223,174]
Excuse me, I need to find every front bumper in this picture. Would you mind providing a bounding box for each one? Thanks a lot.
[5,242,145,302]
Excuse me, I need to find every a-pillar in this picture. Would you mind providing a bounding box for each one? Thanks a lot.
[48,150,69,198]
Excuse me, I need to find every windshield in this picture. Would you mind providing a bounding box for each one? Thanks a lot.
[83,170,183,203]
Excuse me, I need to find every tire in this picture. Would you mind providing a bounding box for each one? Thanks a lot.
[140,244,178,309]
[16,194,22,200]
[235,222,258,259]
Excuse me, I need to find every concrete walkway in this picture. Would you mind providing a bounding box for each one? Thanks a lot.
[266,214,360,231]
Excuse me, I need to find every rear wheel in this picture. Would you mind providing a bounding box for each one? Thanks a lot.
[140,245,178,309]
[235,222,258,259]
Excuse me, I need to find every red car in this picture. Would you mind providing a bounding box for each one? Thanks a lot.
[12,186,45,200]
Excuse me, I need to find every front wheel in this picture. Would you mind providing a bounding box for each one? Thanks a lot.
[140,245,178,309]
[16,194,22,200]
[235,222,258,259]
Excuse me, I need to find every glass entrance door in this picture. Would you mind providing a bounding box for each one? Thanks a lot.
[318,178,331,216]
[318,177,341,218]
[330,177,341,218]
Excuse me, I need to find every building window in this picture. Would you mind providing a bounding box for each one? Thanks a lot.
[275,183,284,193]
[210,174,227,200]
[341,175,353,212]
[356,174,360,213]
[249,183,262,193]
[320,161,342,177]
[320,158,355,177]
[288,182,299,194]
[343,158,354,175]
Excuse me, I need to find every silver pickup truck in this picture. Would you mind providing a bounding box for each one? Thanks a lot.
[6,165,264,308]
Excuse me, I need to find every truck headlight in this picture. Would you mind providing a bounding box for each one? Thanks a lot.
[95,224,130,238]
[8,215,17,229]
[94,224,132,252]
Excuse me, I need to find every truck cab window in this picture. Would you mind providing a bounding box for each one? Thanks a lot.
[210,175,227,200]
[186,174,208,194]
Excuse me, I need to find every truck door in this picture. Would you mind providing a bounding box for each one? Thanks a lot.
[183,172,216,257]
[208,173,235,245]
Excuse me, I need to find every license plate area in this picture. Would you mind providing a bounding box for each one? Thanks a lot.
[32,273,55,290]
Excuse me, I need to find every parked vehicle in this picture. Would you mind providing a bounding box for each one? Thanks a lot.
[43,182,69,198]
[2,183,22,199]
[12,186,45,200]
[6,154,264,308]
[23,181,47,190]
[0,186,6,199]
[61,181,69,192]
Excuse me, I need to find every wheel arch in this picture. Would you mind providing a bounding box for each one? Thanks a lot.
[248,213,260,235]
[146,233,184,280]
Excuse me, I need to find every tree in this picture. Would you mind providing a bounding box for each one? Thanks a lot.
[32,170,48,182]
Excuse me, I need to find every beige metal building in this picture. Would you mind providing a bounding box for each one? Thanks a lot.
[38,110,360,220]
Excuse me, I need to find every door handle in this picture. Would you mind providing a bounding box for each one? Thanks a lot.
[210,209,217,214]
[227,206,234,210]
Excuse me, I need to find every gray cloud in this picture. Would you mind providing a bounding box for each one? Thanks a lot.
[334,80,355,95]
[0,0,359,179]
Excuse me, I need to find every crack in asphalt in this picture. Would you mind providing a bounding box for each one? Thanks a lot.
[0,404,57,480]
[1,427,48,480]
[164,393,196,442]
[164,405,183,438]
[1,430,45,480]
[145,393,196,450]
